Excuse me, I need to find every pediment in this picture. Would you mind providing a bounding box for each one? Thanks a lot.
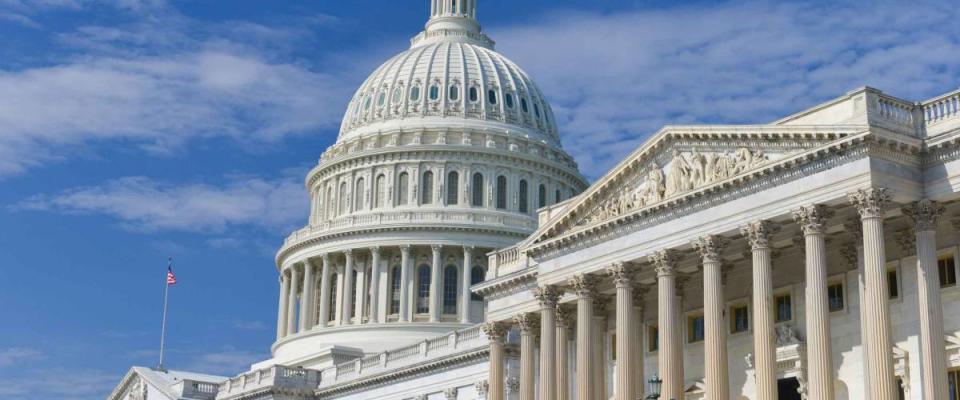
[528,125,865,249]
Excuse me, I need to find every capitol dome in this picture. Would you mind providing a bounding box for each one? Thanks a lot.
[266,0,588,370]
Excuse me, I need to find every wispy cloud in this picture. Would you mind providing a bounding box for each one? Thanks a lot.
[0,347,43,367]
[14,175,308,232]
[492,1,960,178]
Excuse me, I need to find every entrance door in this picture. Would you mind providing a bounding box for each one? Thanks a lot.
[777,378,802,400]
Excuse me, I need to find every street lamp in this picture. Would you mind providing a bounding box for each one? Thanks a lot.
[644,374,663,400]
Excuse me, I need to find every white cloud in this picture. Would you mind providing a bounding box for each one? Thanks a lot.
[14,175,308,232]
[0,347,43,367]
[491,1,960,178]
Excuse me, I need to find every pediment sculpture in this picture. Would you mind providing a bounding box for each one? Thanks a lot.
[125,376,147,400]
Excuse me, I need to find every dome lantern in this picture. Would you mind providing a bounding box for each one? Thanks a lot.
[414,0,491,49]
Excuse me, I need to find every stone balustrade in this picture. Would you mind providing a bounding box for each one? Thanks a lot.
[216,365,320,400]
[487,244,530,278]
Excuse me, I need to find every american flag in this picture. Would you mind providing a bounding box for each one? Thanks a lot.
[166,259,177,285]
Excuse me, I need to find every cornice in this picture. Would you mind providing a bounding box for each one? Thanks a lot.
[472,267,538,296]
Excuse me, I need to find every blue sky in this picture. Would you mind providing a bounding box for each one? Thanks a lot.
[0,0,957,399]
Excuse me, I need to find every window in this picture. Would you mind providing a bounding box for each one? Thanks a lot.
[421,171,434,205]
[505,93,514,109]
[534,103,541,119]
[775,293,792,322]
[410,86,421,101]
[389,266,401,315]
[354,178,365,210]
[496,175,507,209]
[417,265,431,314]
[443,265,458,314]
[429,85,440,101]
[471,173,484,206]
[538,184,546,208]
[948,369,960,400]
[731,304,749,334]
[487,89,498,105]
[648,325,658,352]
[374,174,386,208]
[397,172,409,206]
[364,95,372,110]
[939,255,957,287]
[521,97,529,113]
[329,272,339,322]
[688,314,705,343]
[377,91,386,107]
[518,179,528,213]
[338,182,349,215]
[555,189,562,203]
[392,86,402,103]
[469,86,479,102]
[828,282,844,312]
[449,85,459,101]
[325,187,333,220]
[447,171,459,205]
[470,266,485,300]
[888,267,900,299]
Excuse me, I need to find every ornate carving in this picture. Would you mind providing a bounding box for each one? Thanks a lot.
[593,295,611,316]
[848,187,891,219]
[741,220,779,250]
[124,376,147,400]
[533,285,562,308]
[632,286,649,307]
[902,199,943,231]
[555,305,574,327]
[606,262,634,288]
[693,235,727,263]
[569,273,599,297]
[513,313,540,334]
[649,249,679,277]
[843,218,864,242]
[506,377,520,393]
[444,387,458,399]
[839,244,858,270]
[475,380,489,396]
[481,321,508,341]
[893,229,915,255]
[792,204,833,235]
[776,324,802,346]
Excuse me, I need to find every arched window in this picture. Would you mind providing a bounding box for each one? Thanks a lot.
[374,174,386,208]
[354,178,365,210]
[470,266,485,301]
[449,85,459,101]
[443,265,458,314]
[518,179,529,213]
[338,182,349,215]
[325,186,333,220]
[389,266,401,315]
[364,95,372,111]
[496,175,507,209]
[471,173,484,207]
[397,172,409,206]
[521,97,529,113]
[505,93,514,109]
[487,89,498,105]
[377,91,386,107]
[534,103,541,119]
[555,188,562,203]
[538,184,547,208]
[410,86,421,102]
[469,86,479,102]
[429,85,440,101]
[421,171,434,205]
[447,171,459,205]
[417,265,431,314]
[329,272,339,322]
[350,269,358,318]
[392,86,402,103]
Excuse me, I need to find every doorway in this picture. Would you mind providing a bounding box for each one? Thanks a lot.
[777,378,802,400]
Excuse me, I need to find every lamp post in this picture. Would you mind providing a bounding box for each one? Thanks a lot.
[644,374,663,400]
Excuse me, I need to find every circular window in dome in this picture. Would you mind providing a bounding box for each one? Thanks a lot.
[410,86,421,102]
[449,85,460,101]
[488,89,498,105]
[520,98,528,113]
[505,93,515,109]
[429,85,440,101]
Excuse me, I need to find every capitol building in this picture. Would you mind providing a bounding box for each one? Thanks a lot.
[109,1,960,400]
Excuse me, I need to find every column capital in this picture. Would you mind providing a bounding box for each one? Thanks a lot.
[893,229,916,255]
[848,187,892,219]
[649,249,679,277]
[482,321,509,342]
[792,204,834,235]
[369,246,381,256]
[569,273,599,297]
[839,244,858,270]
[556,305,575,327]
[321,253,331,264]
[632,286,649,308]
[903,199,943,231]
[343,248,353,258]
[593,295,611,316]
[431,244,443,252]
[400,244,412,255]
[534,285,563,308]
[693,235,727,263]
[513,313,540,334]
[606,262,634,288]
[463,245,475,255]
[843,218,864,242]
[741,220,779,250]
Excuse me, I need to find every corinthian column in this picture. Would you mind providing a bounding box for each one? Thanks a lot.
[534,285,561,400]
[461,246,474,323]
[515,313,539,400]
[650,249,682,400]
[430,244,443,322]
[299,259,316,331]
[277,271,290,340]
[368,247,382,323]
[342,249,355,324]
[286,265,301,335]
[318,254,332,328]
[849,188,897,400]
[741,221,778,400]
[569,273,598,400]
[399,245,412,322]
[793,204,835,400]
[608,262,636,400]
[593,296,610,400]
[633,289,647,400]
[694,235,729,400]
[556,306,573,400]
[483,321,509,400]
[904,200,949,400]
[843,218,872,400]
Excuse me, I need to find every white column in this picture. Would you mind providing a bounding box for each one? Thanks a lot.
[333,265,344,325]
[515,313,538,400]
[904,200,949,400]
[276,271,290,340]
[556,306,573,400]
[844,219,872,400]
[318,254,332,328]
[342,250,355,325]
[742,221,778,400]
[632,290,646,400]
[570,273,598,400]
[299,260,316,331]
[461,246,474,323]
[368,247,382,323]
[430,244,443,322]
[354,256,366,324]
[399,245,412,322]
[608,263,635,400]
[694,236,729,400]
[793,204,835,400]
[593,297,608,400]
[650,249,682,400]
[483,322,508,400]
[286,265,301,336]
[535,286,561,400]
[850,188,897,400]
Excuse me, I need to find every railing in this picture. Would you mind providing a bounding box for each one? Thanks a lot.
[487,244,531,278]
[923,89,960,125]
[316,325,488,389]
[172,379,220,400]
[875,95,915,128]
[216,365,319,400]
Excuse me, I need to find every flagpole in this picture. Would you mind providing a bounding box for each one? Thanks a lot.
[157,257,172,372]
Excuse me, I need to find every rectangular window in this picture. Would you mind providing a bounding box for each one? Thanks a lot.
[948,369,959,400]
[888,268,900,299]
[828,282,844,312]
[648,325,658,352]
[688,314,705,343]
[611,334,617,361]
[939,255,957,288]
[730,304,749,334]
[775,293,792,323]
